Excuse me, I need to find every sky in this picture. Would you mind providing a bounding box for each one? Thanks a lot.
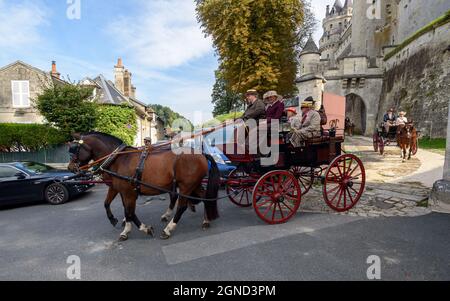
[0,0,330,125]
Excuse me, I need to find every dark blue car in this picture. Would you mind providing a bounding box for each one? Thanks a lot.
[0,162,93,206]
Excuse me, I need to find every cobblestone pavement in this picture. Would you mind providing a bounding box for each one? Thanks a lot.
[298,136,433,218]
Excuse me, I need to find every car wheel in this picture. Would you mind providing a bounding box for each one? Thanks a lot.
[45,183,69,205]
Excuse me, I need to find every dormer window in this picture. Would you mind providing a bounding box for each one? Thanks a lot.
[11,80,30,108]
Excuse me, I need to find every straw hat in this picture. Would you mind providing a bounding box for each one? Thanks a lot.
[263,90,279,100]
[245,89,258,97]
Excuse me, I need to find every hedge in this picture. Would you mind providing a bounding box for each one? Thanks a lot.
[384,10,450,61]
[0,124,67,152]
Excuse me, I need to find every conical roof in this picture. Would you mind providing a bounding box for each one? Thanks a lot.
[300,36,320,55]
[333,0,343,13]
[343,0,353,8]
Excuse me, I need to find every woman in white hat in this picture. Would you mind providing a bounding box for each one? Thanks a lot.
[396,111,408,126]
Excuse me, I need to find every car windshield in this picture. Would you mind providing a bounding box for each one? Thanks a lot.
[17,162,55,173]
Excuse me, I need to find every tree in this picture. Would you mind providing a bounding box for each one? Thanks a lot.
[211,70,242,116]
[150,104,193,129]
[36,84,97,138]
[196,0,307,96]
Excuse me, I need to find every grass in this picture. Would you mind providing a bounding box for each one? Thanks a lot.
[384,10,450,61]
[419,138,446,155]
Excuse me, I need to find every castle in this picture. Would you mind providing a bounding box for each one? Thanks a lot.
[297,0,450,137]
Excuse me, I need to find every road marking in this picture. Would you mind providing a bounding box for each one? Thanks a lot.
[162,214,362,265]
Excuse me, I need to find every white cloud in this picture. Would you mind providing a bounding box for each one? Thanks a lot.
[0,0,48,48]
[107,0,213,69]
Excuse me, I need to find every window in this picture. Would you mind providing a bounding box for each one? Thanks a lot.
[11,80,30,108]
[0,166,18,178]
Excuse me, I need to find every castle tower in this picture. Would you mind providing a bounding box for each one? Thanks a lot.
[350,0,384,59]
[320,0,353,63]
[297,36,326,109]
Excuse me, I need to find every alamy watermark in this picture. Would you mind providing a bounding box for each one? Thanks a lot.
[366,255,381,280]
[66,255,81,280]
[67,0,81,20]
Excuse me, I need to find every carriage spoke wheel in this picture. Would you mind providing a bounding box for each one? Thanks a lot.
[373,133,379,152]
[378,136,385,155]
[323,154,366,212]
[411,137,419,155]
[290,166,314,195]
[226,168,255,207]
[252,170,301,224]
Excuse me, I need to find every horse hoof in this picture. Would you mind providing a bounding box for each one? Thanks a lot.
[110,218,119,228]
[118,235,128,242]
[202,223,210,230]
[146,227,155,237]
[160,232,171,240]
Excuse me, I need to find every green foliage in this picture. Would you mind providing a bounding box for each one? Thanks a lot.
[0,123,67,152]
[200,111,244,128]
[196,0,306,96]
[149,104,192,129]
[384,10,450,61]
[211,70,243,116]
[96,104,137,145]
[36,84,97,138]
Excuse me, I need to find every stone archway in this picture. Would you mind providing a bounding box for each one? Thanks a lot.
[346,93,367,135]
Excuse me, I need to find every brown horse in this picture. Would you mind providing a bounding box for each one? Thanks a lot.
[397,123,417,162]
[68,132,220,241]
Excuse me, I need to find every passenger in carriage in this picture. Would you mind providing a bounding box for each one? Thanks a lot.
[288,97,322,148]
[383,107,397,133]
[285,107,302,130]
[395,111,408,134]
[263,90,285,123]
[242,89,266,122]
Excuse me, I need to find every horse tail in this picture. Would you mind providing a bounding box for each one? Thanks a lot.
[203,154,220,221]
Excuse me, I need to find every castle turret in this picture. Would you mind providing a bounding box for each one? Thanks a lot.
[299,36,320,76]
[350,0,384,59]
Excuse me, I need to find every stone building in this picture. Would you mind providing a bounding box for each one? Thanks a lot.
[297,0,450,137]
[0,61,66,124]
[80,58,165,146]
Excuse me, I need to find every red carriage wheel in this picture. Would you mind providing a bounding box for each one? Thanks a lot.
[378,137,385,155]
[226,168,254,207]
[252,170,302,224]
[411,137,419,155]
[373,133,379,152]
[290,166,314,195]
[323,154,366,212]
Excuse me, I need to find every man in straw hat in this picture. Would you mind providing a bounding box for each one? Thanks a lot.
[289,97,322,148]
[243,89,266,122]
[263,90,285,123]
[383,107,397,134]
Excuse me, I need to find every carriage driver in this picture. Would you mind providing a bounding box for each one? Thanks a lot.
[242,89,266,122]
[289,97,322,148]
[383,107,397,133]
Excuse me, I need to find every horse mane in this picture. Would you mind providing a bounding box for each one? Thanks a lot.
[83,132,124,146]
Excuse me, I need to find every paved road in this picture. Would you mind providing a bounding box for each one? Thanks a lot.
[0,186,449,281]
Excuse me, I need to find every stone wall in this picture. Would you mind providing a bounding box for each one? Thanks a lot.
[378,23,450,138]
[397,0,450,42]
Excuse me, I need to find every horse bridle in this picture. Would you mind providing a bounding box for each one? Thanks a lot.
[69,136,92,171]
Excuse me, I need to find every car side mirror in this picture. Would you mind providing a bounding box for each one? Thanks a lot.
[15,172,27,180]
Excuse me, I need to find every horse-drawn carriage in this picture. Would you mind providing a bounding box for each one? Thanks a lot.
[211,121,366,225]
[373,122,418,156]
[65,94,365,240]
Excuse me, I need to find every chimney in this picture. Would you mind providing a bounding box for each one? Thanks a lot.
[326,5,330,16]
[123,69,132,97]
[114,58,125,94]
[51,61,60,79]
